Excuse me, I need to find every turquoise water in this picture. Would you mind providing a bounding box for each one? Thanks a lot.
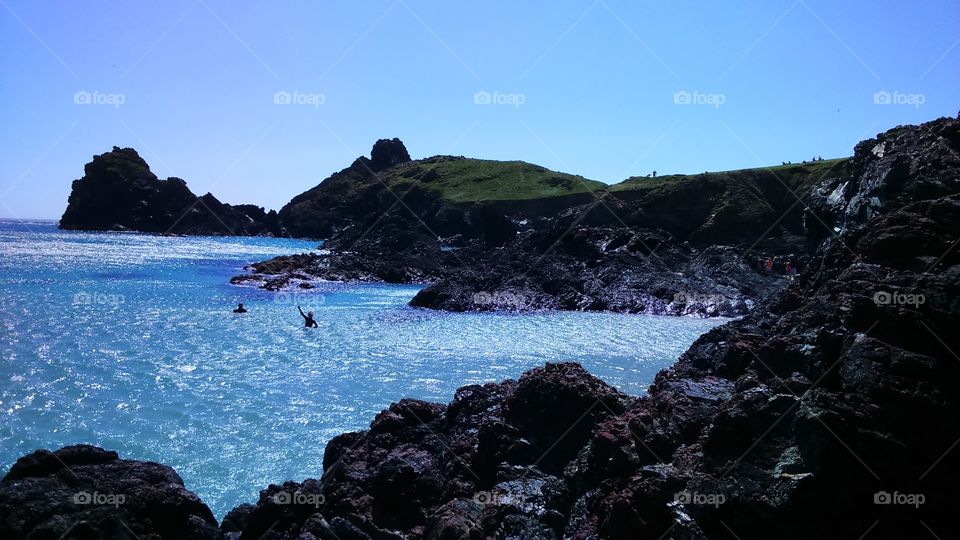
[0,220,725,518]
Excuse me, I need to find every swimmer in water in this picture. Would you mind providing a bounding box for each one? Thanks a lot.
[297,305,318,328]
[233,303,248,313]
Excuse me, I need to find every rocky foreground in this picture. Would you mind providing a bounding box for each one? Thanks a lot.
[7,116,958,539]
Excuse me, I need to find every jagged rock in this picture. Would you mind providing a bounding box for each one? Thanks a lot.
[0,444,221,539]
[59,147,279,236]
[226,363,629,539]
[806,116,960,244]
[369,138,412,172]
[409,226,783,316]
[564,116,960,539]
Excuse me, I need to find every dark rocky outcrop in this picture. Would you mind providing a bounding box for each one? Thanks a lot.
[408,225,785,317]
[566,203,958,538]
[229,245,456,288]
[243,142,847,317]
[370,138,413,172]
[805,116,960,248]
[59,147,280,236]
[610,158,849,251]
[0,444,220,539]
[228,363,633,539]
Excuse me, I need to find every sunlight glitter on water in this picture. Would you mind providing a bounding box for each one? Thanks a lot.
[0,221,726,518]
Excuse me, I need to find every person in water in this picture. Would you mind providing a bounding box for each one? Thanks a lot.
[298,305,318,328]
[233,302,248,313]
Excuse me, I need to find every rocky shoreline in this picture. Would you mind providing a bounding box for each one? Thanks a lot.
[226,140,843,318]
[60,136,833,318]
[228,229,788,318]
[9,116,957,538]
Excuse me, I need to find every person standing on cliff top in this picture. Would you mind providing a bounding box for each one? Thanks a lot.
[298,305,319,328]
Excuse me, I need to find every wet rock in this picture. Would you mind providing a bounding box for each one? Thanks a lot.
[410,227,784,317]
[227,363,629,539]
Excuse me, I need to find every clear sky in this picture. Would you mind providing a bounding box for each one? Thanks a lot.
[1,0,958,219]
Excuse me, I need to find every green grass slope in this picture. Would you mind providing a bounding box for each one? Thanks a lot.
[612,158,849,192]
[387,156,605,202]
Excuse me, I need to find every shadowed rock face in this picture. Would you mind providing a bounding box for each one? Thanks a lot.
[59,147,280,236]
[370,138,412,172]
[408,226,785,317]
[0,445,220,539]
[805,116,960,248]
[275,138,423,241]
[227,363,634,540]
[565,117,960,539]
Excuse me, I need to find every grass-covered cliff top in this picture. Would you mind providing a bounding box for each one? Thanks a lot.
[612,157,849,192]
[386,156,605,202]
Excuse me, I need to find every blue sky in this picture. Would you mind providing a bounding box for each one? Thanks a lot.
[1,0,958,219]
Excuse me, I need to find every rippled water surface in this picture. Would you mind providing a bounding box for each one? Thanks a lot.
[0,220,725,517]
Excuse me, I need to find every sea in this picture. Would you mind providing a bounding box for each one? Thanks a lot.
[0,219,726,518]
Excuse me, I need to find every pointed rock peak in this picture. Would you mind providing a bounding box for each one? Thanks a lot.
[104,146,147,162]
[369,138,411,172]
[85,146,155,183]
